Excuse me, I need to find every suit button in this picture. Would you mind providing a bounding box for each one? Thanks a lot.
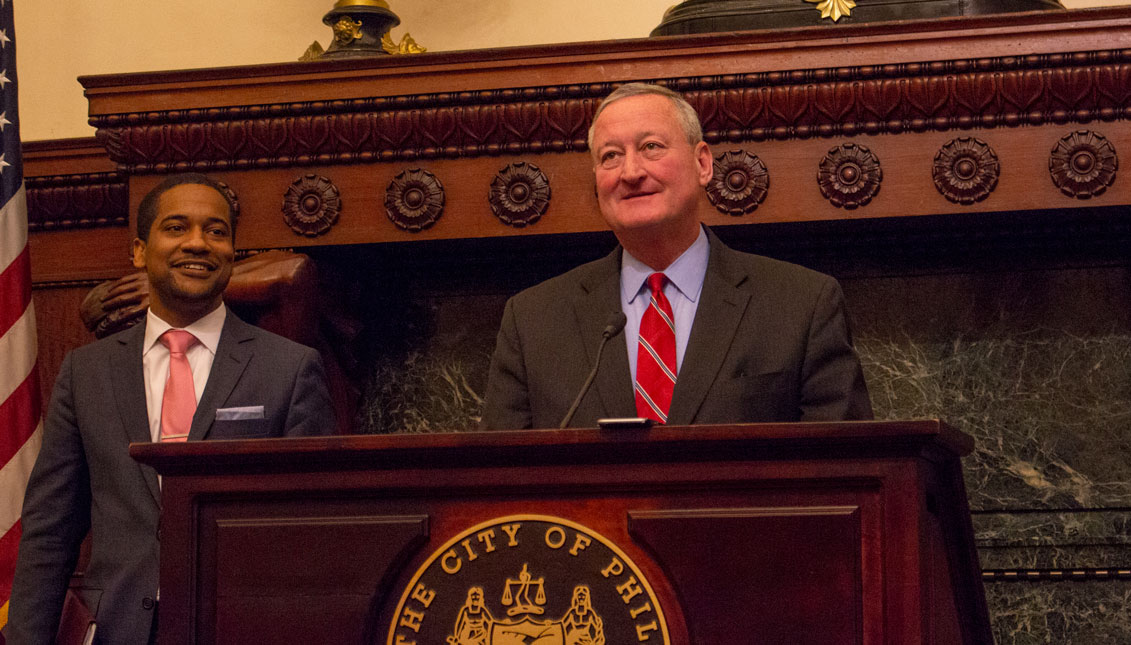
[142,597,155,610]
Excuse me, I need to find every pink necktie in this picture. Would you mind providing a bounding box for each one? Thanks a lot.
[635,273,677,423]
[159,330,199,442]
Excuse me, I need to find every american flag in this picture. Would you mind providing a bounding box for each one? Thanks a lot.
[0,1,42,639]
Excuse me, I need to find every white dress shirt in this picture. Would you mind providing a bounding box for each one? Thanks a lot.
[141,304,226,443]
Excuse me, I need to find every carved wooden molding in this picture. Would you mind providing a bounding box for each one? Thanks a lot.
[25,172,128,231]
[817,143,882,209]
[933,137,999,205]
[91,50,1131,173]
[489,162,551,227]
[385,168,445,232]
[1048,130,1118,199]
[282,174,341,237]
[707,150,769,216]
[215,180,241,221]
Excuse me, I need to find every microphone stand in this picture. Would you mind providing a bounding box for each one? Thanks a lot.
[559,312,626,428]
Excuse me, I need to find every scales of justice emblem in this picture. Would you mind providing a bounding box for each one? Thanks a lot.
[448,563,605,645]
[384,516,669,645]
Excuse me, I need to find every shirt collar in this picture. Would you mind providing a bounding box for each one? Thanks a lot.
[143,303,227,357]
[621,226,709,304]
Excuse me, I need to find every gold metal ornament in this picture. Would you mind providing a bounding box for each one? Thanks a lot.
[805,0,856,21]
[332,16,364,46]
[335,0,389,7]
[299,42,325,62]
[381,31,426,54]
[311,0,407,58]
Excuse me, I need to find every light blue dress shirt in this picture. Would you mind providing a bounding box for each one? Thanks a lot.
[620,226,710,383]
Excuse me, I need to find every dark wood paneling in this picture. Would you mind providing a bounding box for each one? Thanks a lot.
[210,514,427,644]
[31,286,97,409]
[631,505,865,644]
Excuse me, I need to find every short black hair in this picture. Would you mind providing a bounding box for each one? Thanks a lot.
[136,173,238,242]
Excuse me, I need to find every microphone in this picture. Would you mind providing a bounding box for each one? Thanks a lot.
[559,312,627,429]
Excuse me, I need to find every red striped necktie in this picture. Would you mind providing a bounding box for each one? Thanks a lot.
[635,273,677,423]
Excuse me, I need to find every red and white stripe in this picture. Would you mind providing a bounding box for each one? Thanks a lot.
[0,183,42,627]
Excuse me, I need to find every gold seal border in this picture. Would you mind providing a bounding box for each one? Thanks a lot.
[385,513,671,644]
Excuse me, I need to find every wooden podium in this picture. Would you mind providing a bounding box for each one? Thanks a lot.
[130,421,991,645]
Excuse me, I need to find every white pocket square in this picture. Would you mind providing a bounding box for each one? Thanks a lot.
[215,405,265,421]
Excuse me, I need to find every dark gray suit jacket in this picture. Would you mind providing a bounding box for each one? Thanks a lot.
[482,230,872,429]
[9,312,334,645]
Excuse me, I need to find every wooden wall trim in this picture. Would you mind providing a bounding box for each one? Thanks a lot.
[33,8,1131,255]
[78,8,1131,114]
[23,138,132,282]
[80,10,1131,174]
[85,49,1131,174]
[26,171,128,232]
[23,138,116,174]
[23,138,128,233]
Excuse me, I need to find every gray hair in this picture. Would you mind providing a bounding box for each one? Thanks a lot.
[586,83,704,149]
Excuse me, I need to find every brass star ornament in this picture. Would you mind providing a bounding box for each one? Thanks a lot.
[805,0,856,21]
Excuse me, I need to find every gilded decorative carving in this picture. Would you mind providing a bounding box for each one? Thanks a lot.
[282,174,341,237]
[805,0,856,21]
[817,143,881,209]
[331,16,364,46]
[933,138,999,205]
[489,162,551,227]
[299,42,325,62]
[385,168,444,231]
[25,172,128,232]
[706,150,769,216]
[1049,130,1117,199]
[382,31,425,54]
[91,51,1131,172]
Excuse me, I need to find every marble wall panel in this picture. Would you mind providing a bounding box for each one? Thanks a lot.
[848,265,1130,644]
[976,511,1131,565]
[985,581,1131,644]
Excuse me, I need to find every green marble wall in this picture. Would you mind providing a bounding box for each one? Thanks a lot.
[329,216,1131,643]
[850,266,1131,644]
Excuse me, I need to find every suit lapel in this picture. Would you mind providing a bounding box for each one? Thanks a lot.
[111,321,162,505]
[667,232,750,425]
[574,248,635,420]
[188,313,254,441]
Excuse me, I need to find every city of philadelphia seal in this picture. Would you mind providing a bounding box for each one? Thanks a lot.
[386,515,670,645]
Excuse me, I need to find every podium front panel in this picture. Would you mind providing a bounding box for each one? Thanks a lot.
[134,422,987,645]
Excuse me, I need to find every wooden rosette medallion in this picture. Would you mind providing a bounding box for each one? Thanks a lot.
[385,168,445,232]
[1048,130,1117,199]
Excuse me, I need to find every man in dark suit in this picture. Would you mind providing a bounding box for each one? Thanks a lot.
[482,83,871,429]
[9,174,334,645]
